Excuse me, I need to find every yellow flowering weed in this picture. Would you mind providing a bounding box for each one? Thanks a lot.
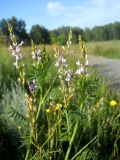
[109,100,117,107]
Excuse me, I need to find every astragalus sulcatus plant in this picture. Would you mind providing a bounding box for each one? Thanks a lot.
[8,24,101,160]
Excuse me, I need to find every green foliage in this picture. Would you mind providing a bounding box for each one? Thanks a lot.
[0,28,6,45]
[0,16,29,44]
[50,26,84,45]
[1,16,120,45]
[84,22,120,41]
[30,25,50,44]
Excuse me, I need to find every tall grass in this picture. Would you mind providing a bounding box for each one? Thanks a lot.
[69,40,120,59]
[88,40,120,59]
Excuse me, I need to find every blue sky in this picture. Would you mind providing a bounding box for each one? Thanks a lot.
[0,0,120,31]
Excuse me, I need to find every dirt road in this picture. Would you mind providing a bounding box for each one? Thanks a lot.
[88,55,120,91]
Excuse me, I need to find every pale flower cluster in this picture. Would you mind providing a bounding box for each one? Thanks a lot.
[54,50,73,85]
[54,44,89,86]
[9,41,24,69]
[31,49,41,66]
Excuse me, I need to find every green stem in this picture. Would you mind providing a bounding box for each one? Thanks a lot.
[64,121,79,160]
[36,85,43,121]
[65,110,71,141]
[36,77,56,120]
[25,145,30,160]
[71,136,97,160]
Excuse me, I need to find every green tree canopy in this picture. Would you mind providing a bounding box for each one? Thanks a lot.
[0,28,6,45]
[30,25,50,44]
[0,16,29,43]
[50,26,84,45]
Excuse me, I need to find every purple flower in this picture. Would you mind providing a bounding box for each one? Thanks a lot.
[65,73,71,82]
[65,70,72,85]
[9,39,24,69]
[12,50,16,56]
[16,46,21,53]
[36,49,41,57]
[55,61,60,67]
[28,79,37,93]
[76,66,84,75]
[60,54,66,63]
[31,49,41,65]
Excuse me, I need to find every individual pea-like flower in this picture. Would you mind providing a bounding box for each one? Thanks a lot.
[12,50,16,56]
[65,70,72,85]
[76,60,80,66]
[76,66,84,75]
[31,52,35,59]
[16,46,21,53]
[28,79,37,93]
[36,49,41,56]
[55,61,60,67]
[54,52,57,58]
[62,45,66,50]
[55,53,68,68]
[60,54,67,66]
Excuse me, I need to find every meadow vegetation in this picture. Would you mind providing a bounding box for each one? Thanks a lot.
[0,25,120,160]
[1,40,120,60]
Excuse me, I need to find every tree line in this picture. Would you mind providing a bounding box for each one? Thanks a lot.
[0,16,120,45]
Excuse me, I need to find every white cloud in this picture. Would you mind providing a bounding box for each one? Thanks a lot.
[47,2,64,16]
[89,0,107,7]
[46,0,120,29]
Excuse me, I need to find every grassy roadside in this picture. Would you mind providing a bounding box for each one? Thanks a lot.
[87,40,120,59]
[70,40,120,59]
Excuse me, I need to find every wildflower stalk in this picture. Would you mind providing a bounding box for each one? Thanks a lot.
[8,23,25,88]
[65,35,89,160]
[25,141,31,160]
